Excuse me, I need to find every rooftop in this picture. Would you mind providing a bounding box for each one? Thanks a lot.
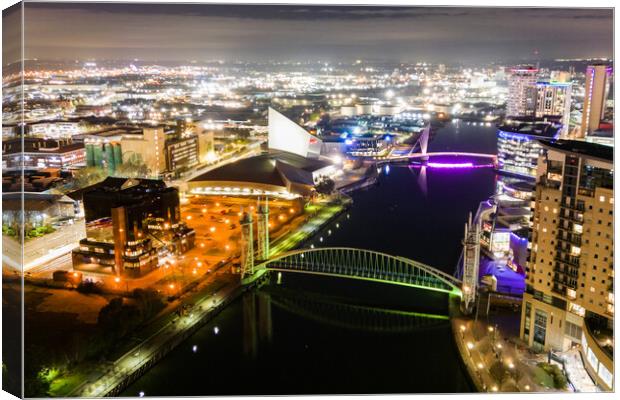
[539,139,613,163]
[190,150,331,187]
[67,176,173,201]
[2,137,84,155]
[498,117,562,139]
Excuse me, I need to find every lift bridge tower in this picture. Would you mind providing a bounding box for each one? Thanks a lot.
[461,212,480,314]
[256,197,270,261]
[240,208,254,278]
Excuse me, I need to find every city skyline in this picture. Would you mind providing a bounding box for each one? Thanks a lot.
[1,2,615,398]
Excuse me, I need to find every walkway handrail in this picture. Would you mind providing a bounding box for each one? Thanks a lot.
[257,247,462,295]
[387,151,497,161]
[395,256,462,287]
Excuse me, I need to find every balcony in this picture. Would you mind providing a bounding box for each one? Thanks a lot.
[555,254,580,268]
[578,187,594,197]
[540,176,561,189]
[554,264,579,278]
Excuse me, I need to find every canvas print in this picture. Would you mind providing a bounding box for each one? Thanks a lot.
[1,1,615,398]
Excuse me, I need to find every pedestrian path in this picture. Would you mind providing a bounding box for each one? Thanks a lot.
[558,348,599,392]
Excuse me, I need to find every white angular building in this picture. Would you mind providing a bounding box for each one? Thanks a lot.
[268,107,322,159]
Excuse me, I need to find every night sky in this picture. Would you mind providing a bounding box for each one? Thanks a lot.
[4,3,614,64]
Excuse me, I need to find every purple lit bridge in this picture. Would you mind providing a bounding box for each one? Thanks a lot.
[383,125,498,169]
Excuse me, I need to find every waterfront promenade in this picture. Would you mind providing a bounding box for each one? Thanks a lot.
[452,313,598,393]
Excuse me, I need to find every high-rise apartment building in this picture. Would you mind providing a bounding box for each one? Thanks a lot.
[535,81,572,136]
[580,64,612,137]
[507,66,539,117]
[520,140,613,390]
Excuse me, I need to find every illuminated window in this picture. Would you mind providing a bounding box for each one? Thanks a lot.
[567,289,576,299]
[599,195,606,202]
[573,224,583,234]
[571,246,581,256]
[569,302,586,317]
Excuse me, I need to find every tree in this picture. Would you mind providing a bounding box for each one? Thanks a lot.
[114,154,151,178]
[315,177,335,195]
[72,166,107,189]
[490,360,509,387]
[132,288,166,320]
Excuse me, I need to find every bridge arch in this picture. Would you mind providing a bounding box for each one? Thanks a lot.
[256,247,462,297]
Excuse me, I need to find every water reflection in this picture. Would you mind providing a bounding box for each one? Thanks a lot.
[242,291,272,358]
[263,284,449,334]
